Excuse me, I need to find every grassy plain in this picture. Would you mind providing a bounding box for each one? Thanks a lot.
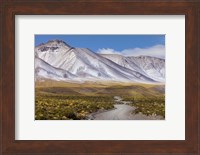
[35,80,165,120]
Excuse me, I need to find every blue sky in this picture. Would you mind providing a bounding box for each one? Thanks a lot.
[35,35,165,58]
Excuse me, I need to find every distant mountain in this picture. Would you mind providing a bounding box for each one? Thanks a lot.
[101,54,165,82]
[35,40,165,83]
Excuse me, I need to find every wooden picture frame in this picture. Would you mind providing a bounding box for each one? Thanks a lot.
[0,0,199,154]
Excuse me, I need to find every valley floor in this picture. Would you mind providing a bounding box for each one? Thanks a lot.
[89,96,163,120]
[35,81,165,120]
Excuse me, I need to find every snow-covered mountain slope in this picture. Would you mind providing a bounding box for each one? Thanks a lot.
[35,40,72,65]
[101,54,165,82]
[101,54,148,75]
[35,56,76,81]
[128,56,165,82]
[35,40,164,83]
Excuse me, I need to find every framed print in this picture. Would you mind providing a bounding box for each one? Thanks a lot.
[0,0,200,154]
[15,16,184,141]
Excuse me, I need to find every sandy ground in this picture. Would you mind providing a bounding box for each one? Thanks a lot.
[89,96,164,120]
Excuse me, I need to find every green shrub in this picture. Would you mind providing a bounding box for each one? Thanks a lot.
[35,94,115,120]
[123,96,165,118]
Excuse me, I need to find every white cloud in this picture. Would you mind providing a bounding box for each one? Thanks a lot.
[97,45,165,59]
[96,48,121,55]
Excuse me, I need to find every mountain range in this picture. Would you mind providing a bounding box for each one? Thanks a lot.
[35,40,165,84]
